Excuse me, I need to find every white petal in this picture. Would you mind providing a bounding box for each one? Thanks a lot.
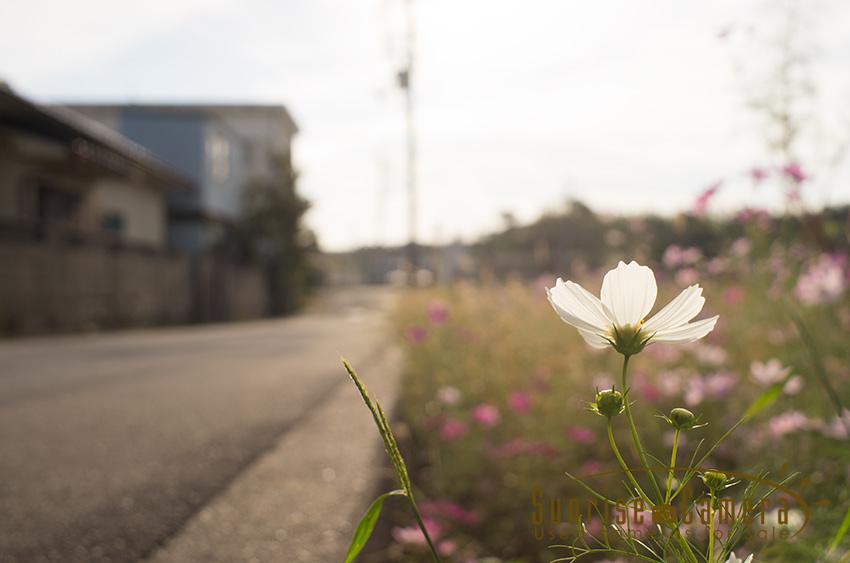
[547,279,613,333]
[643,285,705,333]
[651,316,718,343]
[577,328,612,349]
[600,261,657,327]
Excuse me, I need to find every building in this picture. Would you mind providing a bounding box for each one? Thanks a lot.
[0,86,190,247]
[62,104,298,253]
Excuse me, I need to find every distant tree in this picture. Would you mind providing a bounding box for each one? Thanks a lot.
[221,153,319,314]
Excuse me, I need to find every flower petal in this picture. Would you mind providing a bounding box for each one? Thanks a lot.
[642,285,705,333]
[650,316,718,344]
[547,278,613,333]
[600,261,657,326]
[577,328,612,349]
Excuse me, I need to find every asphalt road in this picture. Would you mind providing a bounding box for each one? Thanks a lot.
[0,286,396,563]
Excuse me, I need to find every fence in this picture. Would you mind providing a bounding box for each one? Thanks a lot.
[0,234,268,335]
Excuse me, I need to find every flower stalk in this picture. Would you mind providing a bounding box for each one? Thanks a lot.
[620,355,663,502]
[606,418,651,505]
[665,428,680,505]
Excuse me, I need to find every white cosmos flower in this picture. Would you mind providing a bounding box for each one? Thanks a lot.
[547,260,718,355]
[724,553,754,563]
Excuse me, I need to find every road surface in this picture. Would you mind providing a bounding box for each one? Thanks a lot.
[0,286,397,563]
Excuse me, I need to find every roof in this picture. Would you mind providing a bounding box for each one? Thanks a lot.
[0,87,193,188]
[62,103,299,135]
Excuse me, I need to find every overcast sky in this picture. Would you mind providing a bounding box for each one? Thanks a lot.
[2,0,849,250]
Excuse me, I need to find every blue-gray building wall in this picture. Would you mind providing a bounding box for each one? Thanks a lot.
[117,110,246,254]
[120,110,206,215]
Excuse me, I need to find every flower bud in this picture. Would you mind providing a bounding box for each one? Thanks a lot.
[592,388,625,418]
[700,469,728,491]
[669,408,697,430]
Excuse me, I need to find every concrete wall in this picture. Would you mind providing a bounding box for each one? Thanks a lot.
[0,240,269,335]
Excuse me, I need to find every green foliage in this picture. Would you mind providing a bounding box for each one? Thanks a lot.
[342,359,442,562]
[345,490,405,563]
[219,152,319,313]
[472,202,850,281]
[385,251,850,561]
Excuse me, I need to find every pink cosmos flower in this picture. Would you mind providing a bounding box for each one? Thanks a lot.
[794,255,847,306]
[508,391,532,415]
[491,438,557,459]
[656,370,684,397]
[722,286,744,307]
[440,418,468,441]
[663,245,684,269]
[566,426,595,444]
[693,181,722,216]
[392,518,442,546]
[750,167,769,184]
[783,375,804,395]
[750,359,790,386]
[583,515,604,538]
[706,257,727,275]
[675,268,700,286]
[730,237,752,257]
[426,299,449,324]
[695,344,728,366]
[816,410,850,440]
[580,459,603,475]
[736,208,771,229]
[685,372,737,406]
[646,344,683,363]
[472,404,501,427]
[782,163,808,183]
[407,327,428,344]
[420,500,481,526]
[705,372,737,397]
[768,411,809,437]
[635,376,661,402]
[437,386,462,405]
[437,540,457,556]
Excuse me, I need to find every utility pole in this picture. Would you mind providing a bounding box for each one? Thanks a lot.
[397,0,418,284]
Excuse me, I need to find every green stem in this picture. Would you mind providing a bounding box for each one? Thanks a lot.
[673,525,700,563]
[791,309,850,435]
[665,429,680,504]
[606,420,651,505]
[620,354,663,503]
[409,498,442,563]
[708,490,716,563]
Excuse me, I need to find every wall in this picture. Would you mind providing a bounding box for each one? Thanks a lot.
[119,110,206,215]
[85,178,167,246]
[0,239,269,335]
[211,108,296,183]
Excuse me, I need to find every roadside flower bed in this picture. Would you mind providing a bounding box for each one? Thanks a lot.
[384,241,850,562]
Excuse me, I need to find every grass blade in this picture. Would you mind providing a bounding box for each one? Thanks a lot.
[344,489,406,563]
[829,504,850,555]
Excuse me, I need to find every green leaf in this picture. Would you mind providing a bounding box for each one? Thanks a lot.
[829,504,850,554]
[743,383,783,420]
[344,489,406,563]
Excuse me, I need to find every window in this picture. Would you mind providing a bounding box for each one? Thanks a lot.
[206,131,231,181]
[101,212,125,235]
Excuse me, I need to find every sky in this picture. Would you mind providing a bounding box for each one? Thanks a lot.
[2,0,849,251]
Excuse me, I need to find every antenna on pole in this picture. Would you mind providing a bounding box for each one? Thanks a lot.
[397,0,418,284]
